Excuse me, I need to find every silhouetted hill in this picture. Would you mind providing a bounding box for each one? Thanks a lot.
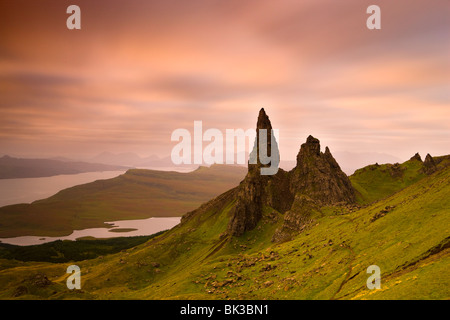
[0,155,129,179]
[90,152,196,169]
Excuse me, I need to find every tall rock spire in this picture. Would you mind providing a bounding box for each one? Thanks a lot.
[227,108,288,236]
[248,108,280,175]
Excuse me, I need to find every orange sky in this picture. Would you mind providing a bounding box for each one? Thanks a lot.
[0,0,449,162]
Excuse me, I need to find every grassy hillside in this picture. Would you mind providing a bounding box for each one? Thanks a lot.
[0,165,246,238]
[0,164,448,300]
[349,155,450,204]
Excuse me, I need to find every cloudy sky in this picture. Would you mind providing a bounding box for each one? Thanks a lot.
[0,0,449,163]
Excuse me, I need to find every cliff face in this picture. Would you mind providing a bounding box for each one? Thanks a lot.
[271,193,320,243]
[227,109,355,238]
[272,135,356,242]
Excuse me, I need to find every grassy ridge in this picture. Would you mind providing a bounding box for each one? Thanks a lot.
[0,164,448,299]
[0,165,246,238]
[349,155,450,204]
[350,159,425,204]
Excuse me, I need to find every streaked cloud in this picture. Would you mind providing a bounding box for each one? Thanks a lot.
[0,0,448,161]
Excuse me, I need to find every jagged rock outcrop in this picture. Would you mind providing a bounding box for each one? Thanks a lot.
[289,135,356,206]
[272,135,356,242]
[423,153,437,175]
[271,194,320,243]
[410,153,422,162]
[227,110,356,238]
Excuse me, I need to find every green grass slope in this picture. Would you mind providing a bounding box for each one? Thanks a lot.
[0,165,246,238]
[349,155,450,204]
[0,164,448,300]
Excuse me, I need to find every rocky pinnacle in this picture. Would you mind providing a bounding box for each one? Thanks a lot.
[227,109,355,237]
[290,135,355,205]
[228,108,282,236]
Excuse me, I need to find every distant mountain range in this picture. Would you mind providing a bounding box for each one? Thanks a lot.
[90,152,161,167]
[1,148,401,178]
[90,152,197,169]
[0,155,129,179]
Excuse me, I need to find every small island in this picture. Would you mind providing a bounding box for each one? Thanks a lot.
[108,228,138,233]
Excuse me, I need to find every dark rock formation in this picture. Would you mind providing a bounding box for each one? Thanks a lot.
[370,205,396,223]
[12,286,28,298]
[410,153,422,162]
[227,178,263,236]
[248,108,280,175]
[23,273,52,287]
[227,109,355,238]
[272,194,320,243]
[423,153,437,175]
[227,109,292,236]
[388,163,404,178]
[290,135,356,206]
[272,136,355,242]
